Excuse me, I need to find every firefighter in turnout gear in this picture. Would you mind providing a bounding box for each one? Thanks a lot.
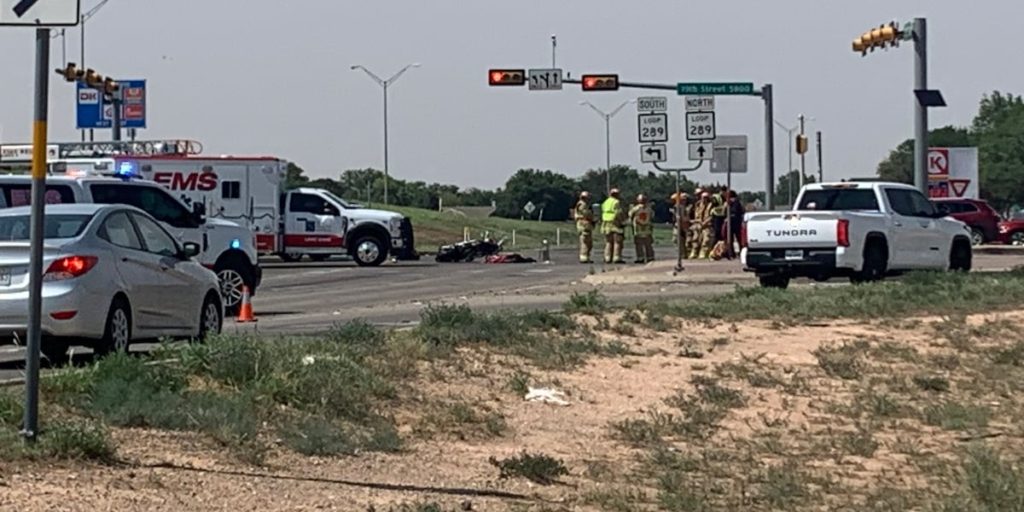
[574,191,596,263]
[601,188,627,264]
[688,191,714,259]
[629,194,655,264]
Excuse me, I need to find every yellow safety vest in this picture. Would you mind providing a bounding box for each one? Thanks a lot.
[601,197,621,223]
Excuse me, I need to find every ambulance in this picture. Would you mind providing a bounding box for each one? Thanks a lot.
[112,155,417,266]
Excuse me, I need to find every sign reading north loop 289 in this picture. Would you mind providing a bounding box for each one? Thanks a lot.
[637,113,668,143]
[685,112,716,141]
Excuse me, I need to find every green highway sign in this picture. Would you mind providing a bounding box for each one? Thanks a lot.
[676,82,756,96]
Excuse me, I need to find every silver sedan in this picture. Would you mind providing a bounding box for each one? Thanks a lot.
[0,203,223,362]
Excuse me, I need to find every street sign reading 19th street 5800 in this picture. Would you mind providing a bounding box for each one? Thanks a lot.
[676,82,755,96]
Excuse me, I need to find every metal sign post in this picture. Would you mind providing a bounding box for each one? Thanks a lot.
[653,160,705,273]
[23,26,51,443]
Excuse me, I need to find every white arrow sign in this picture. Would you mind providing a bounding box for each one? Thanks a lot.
[689,141,713,161]
[0,0,80,26]
[641,144,667,163]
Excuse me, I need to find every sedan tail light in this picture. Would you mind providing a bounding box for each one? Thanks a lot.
[837,219,851,247]
[43,256,98,281]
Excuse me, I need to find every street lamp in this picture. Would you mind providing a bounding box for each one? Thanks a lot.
[774,119,797,207]
[350,63,421,205]
[579,99,636,193]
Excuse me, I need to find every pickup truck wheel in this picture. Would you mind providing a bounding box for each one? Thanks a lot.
[852,242,888,284]
[950,240,972,272]
[215,263,252,315]
[758,274,790,289]
[351,235,388,267]
[970,228,984,247]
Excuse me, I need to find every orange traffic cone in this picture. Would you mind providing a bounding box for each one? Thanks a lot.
[236,285,257,323]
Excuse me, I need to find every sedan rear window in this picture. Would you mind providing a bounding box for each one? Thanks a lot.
[0,214,92,241]
[798,189,880,211]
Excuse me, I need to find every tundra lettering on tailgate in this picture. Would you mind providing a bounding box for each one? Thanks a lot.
[769,229,819,237]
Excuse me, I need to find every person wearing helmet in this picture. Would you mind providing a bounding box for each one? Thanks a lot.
[574,191,596,263]
[629,193,655,264]
[600,188,627,264]
[689,191,714,259]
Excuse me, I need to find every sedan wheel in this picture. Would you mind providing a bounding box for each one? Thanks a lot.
[1012,232,1024,246]
[198,296,222,341]
[95,299,131,357]
[217,269,245,311]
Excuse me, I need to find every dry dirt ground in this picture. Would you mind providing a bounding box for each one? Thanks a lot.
[2,309,1023,511]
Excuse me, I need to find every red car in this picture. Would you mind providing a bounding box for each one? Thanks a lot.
[998,216,1024,245]
[932,198,1000,246]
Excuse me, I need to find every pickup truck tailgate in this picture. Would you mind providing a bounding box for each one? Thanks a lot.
[745,212,840,249]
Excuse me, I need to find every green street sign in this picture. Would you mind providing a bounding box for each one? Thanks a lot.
[676,82,756,96]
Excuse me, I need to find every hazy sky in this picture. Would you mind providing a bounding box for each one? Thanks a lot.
[1,0,1021,193]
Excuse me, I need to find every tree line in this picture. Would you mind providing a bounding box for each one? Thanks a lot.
[286,164,770,223]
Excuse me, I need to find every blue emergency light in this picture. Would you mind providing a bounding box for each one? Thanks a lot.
[115,160,139,178]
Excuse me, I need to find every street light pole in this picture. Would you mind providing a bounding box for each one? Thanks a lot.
[580,100,635,193]
[774,120,797,207]
[798,114,806,189]
[351,63,421,206]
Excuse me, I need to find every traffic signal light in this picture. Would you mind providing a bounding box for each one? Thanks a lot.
[84,69,104,88]
[103,77,119,95]
[54,63,83,82]
[852,21,902,56]
[581,74,619,91]
[796,134,809,155]
[488,69,525,86]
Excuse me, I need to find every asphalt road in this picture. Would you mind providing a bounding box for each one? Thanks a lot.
[1,247,1022,381]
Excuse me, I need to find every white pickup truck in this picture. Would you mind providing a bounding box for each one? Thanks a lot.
[741,182,973,288]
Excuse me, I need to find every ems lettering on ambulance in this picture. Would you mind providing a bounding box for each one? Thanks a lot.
[152,171,218,191]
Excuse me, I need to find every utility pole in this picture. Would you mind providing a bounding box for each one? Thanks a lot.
[798,114,806,189]
[551,34,556,68]
[816,131,823,182]
[111,90,122,141]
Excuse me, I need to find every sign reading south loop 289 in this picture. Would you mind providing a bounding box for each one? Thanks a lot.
[637,113,668,143]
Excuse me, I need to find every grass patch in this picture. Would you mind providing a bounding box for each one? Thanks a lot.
[415,304,618,369]
[0,391,22,427]
[414,401,507,440]
[922,401,991,431]
[564,290,608,316]
[813,341,868,380]
[662,270,1024,322]
[945,444,1024,511]
[490,452,569,485]
[913,374,951,393]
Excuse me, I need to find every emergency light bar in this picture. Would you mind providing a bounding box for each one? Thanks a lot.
[56,140,203,159]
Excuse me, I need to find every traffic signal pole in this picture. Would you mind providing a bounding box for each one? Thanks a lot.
[23,28,51,443]
[913,17,928,195]
[762,84,775,211]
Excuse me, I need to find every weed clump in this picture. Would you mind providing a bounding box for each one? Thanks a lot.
[490,452,569,485]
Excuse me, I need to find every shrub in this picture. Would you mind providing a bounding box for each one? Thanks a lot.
[490,452,569,485]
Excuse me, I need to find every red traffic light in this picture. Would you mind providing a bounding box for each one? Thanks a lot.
[581,74,619,91]
[488,69,526,86]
